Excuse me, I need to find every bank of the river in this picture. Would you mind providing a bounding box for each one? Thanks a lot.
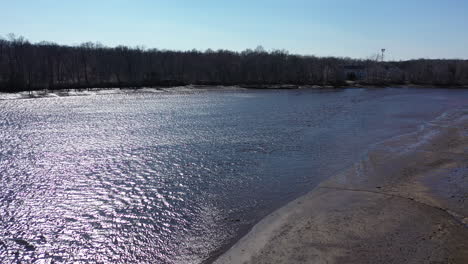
[0,85,249,100]
[2,84,468,100]
[215,108,468,264]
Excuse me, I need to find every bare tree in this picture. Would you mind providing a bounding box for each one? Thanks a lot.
[0,35,467,93]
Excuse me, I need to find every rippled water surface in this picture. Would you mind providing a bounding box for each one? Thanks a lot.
[1,88,468,263]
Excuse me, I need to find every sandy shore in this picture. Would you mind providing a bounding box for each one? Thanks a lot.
[215,109,468,264]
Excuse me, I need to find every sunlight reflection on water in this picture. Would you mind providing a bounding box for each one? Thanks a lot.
[1,88,468,263]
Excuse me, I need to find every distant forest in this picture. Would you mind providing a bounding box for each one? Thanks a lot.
[1,34,468,92]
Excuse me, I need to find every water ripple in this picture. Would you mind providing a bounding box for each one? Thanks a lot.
[1,89,468,263]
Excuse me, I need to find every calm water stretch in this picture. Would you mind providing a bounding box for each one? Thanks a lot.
[1,88,468,263]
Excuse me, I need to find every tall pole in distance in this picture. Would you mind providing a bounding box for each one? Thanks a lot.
[381,49,386,62]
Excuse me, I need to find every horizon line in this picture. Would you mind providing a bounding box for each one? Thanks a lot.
[2,33,468,62]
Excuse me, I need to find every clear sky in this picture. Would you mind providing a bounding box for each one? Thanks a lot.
[2,0,468,60]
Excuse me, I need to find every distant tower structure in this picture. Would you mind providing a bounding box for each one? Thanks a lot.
[381,49,386,62]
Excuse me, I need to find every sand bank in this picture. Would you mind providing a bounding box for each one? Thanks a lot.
[215,109,468,264]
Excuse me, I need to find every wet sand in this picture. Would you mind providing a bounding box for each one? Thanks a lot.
[215,109,468,264]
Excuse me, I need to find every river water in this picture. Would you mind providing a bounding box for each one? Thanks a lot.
[1,88,467,263]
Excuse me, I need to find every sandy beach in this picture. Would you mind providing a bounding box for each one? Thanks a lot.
[215,108,468,264]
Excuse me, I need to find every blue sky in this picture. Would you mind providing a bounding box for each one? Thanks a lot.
[2,0,468,60]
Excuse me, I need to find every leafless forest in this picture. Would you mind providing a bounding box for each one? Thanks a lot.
[1,34,468,92]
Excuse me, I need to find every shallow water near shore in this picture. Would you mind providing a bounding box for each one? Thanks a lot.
[1,87,468,263]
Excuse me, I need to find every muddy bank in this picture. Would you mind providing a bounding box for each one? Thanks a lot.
[3,84,468,101]
[215,109,468,264]
[0,85,249,100]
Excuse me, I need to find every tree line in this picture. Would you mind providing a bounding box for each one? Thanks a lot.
[1,34,468,92]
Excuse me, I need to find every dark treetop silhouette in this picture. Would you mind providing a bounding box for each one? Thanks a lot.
[1,34,468,92]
